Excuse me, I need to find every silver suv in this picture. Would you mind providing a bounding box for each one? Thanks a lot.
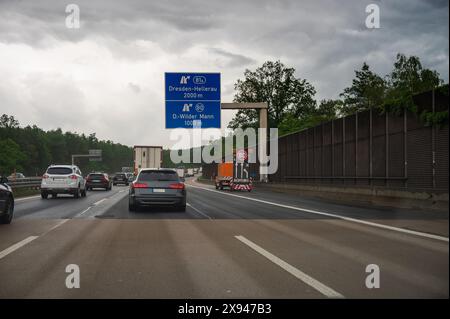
[41,165,87,199]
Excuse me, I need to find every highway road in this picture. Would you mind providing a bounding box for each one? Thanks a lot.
[0,178,448,298]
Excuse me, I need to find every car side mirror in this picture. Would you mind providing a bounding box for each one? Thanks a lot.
[0,176,9,184]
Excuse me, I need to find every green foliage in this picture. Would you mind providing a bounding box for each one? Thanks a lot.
[279,99,341,136]
[0,138,26,175]
[437,83,449,96]
[419,110,449,128]
[340,54,447,126]
[382,54,443,115]
[228,55,447,140]
[228,60,316,130]
[340,63,387,115]
[0,115,133,176]
[162,147,204,168]
[389,54,442,94]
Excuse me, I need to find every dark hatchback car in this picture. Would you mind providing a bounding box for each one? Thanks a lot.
[128,169,186,212]
[113,173,129,186]
[0,176,14,224]
[86,172,112,191]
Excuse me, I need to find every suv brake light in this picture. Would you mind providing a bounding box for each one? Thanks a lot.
[42,174,49,179]
[69,175,78,180]
[132,182,147,189]
[169,183,185,190]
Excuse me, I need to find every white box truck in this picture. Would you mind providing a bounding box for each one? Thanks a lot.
[133,146,163,175]
[186,168,194,177]
[176,168,185,179]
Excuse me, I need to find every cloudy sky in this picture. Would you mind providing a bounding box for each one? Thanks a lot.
[0,0,448,148]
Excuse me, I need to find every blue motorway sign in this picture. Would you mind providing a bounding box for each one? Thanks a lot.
[165,72,221,128]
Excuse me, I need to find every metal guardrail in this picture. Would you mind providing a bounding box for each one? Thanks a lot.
[7,177,42,189]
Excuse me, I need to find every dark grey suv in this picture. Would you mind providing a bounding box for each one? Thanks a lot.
[0,176,14,224]
[128,169,186,212]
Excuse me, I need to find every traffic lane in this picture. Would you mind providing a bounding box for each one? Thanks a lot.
[0,219,67,253]
[95,193,205,220]
[186,184,448,297]
[188,180,449,237]
[186,183,447,253]
[13,186,129,220]
[2,181,446,298]
[215,220,448,298]
[102,185,447,252]
[0,217,447,298]
[94,182,447,297]
[0,219,324,298]
[97,185,314,220]
[186,182,448,296]
[0,187,128,251]
[186,186,314,219]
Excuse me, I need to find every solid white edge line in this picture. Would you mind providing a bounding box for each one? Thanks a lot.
[15,195,41,202]
[235,235,344,298]
[44,219,70,233]
[77,206,92,217]
[187,183,449,242]
[187,202,212,220]
[0,236,39,260]
[93,198,107,206]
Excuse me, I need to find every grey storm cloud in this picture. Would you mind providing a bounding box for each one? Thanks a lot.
[0,0,448,147]
[209,48,256,68]
[128,82,141,94]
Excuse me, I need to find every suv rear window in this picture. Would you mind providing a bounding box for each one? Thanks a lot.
[138,170,179,182]
[89,174,104,178]
[47,167,73,175]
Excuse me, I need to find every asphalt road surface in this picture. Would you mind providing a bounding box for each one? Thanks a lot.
[0,178,448,298]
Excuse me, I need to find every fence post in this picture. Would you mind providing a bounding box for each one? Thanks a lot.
[306,130,309,180]
[370,107,373,187]
[343,117,346,182]
[355,112,358,185]
[432,89,436,189]
[321,124,324,184]
[404,108,408,188]
[331,120,334,179]
[385,112,389,187]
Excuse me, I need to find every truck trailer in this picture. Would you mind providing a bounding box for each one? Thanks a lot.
[185,168,194,177]
[176,168,185,179]
[133,146,163,175]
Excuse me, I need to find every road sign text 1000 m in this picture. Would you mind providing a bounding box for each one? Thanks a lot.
[165,73,221,129]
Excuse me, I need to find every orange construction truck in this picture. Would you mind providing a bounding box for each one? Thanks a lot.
[214,149,252,192]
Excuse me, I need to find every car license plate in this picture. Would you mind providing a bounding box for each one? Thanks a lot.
[93,180,101,182]
[153,189,165,193]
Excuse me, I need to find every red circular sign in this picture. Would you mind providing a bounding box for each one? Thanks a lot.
[236,149,248,162]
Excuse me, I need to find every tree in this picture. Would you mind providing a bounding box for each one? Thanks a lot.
[340,62,387,115]
[389,54,442,94]
[0,138,26,175]
[0,114,133,175]
[228,61,316,130]
[315,99,343,118]
[383,54,443,113]
[0,114,19,129]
